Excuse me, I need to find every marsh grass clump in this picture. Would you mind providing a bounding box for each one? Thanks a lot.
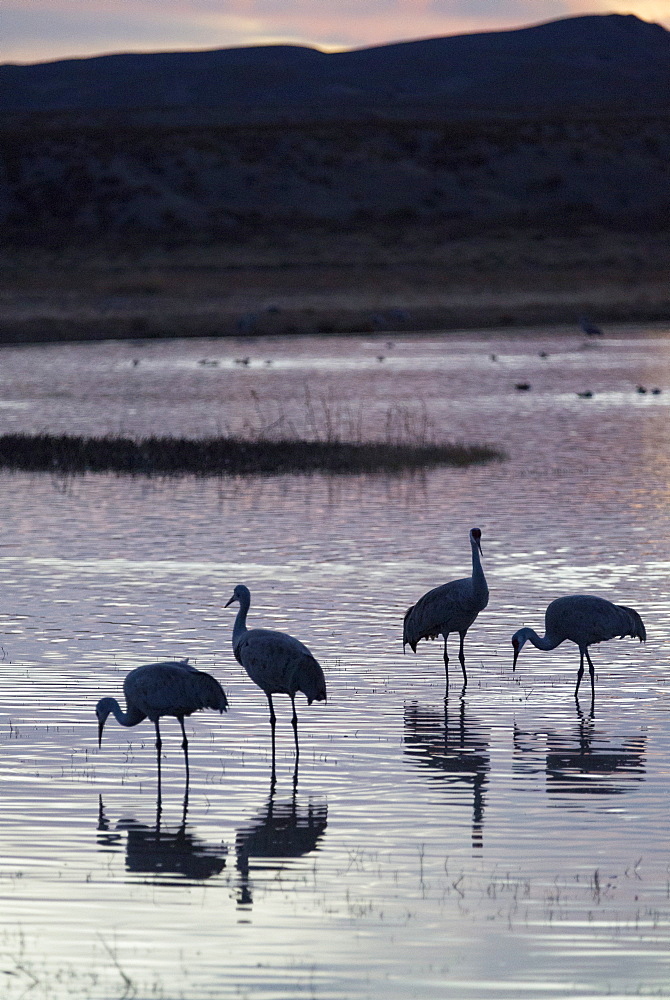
[0,432,504,476]
[242,389,438,447]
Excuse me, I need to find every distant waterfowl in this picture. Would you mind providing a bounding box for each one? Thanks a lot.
[403,528,489,688]
[96,660,228,781]
[515,382,531,391]
[225,585,326,768]
[579,317,604,337]
[636,386,662,395]
[512,595,646,706]
[577,390,594,398]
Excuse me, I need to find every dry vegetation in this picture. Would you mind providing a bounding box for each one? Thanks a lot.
[1,222,669,340]
[1,115,669,339]
[0,433,505,475]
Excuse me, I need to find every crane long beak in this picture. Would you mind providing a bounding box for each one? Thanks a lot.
[224,595,236,608]
[512,646,519,672]
[98,719,104,747]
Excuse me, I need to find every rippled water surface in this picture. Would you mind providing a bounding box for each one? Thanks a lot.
[0,328,669,998]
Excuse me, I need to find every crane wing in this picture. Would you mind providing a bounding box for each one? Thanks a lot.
[547,595,646,647]
[614,604,646,642]
[126,661,227,717]
[235,628,326,702]
[404,578,483,651]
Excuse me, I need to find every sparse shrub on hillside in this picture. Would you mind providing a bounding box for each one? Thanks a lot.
[2,116,670,240]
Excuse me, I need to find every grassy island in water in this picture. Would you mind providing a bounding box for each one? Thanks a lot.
[0,434,505,476]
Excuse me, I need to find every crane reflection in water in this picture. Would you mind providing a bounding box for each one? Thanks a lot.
[97,795,228,882]
[234,784,328,907]
[513,713,646,800]
[403,699,490,849]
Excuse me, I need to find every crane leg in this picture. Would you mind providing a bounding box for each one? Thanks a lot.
[267,693,277,774]
[585,648,596,704]
[458,631,468,687]
[155,741,162,818]
[575,650,585,698]
[290,694,299,758]
[178,716,189,751]
[443,636,449,682]
[154,720,162,751]
[178,716,190,785]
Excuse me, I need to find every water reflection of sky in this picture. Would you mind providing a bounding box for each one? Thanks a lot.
[0,330,668,997]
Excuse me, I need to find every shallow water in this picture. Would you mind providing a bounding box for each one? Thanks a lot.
[0,327,669,998]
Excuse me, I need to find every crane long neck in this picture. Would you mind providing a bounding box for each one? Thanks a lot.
[471,539,488,599]
[103,697,145,728]
[232,592,251,648]
[525,628,562,652]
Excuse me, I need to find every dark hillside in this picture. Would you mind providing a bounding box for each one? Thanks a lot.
[2,13,668,243]
[1,13,669,339]
[2,14,668,122]
[2,115,669,243]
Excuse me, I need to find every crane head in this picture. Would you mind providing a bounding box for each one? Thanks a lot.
[95,698,114,747]
[225,583,250,608]
[511,629,529,670]
[470,527,483,555]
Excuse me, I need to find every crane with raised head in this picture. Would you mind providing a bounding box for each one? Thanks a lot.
[403,527,489,689]
[225,584,326,771]
[512,594,646,706]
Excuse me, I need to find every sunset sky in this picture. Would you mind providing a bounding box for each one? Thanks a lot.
[4,0,670,65]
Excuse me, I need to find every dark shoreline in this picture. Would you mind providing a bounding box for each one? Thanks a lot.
[2,300,669,346]
[3,225,669,344]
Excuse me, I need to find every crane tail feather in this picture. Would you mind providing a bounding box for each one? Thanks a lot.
[618,605,647,642]
[403,605,419,654]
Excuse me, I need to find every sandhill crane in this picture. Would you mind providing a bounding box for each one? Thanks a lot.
[512,595,646,706]
[579,316,604,337]
[225,584,326,771]
[403,527,489,689]
[96,660,228,790]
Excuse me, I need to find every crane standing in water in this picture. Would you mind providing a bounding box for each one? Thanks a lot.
[579,316,604,337]
[225,584,326,771]
[511,594,646,706]
[96,660,228,788]
[403,527,489,688]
